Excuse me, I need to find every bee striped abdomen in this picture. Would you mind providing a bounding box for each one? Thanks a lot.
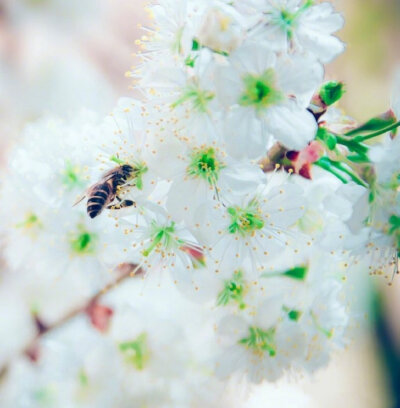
[87,183,112,219]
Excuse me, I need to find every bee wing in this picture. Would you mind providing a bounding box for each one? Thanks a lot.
[101,167,121,181]
[73,193,87,207]
[73,183,98,207]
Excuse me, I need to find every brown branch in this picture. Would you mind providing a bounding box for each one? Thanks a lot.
[0,263,142,382]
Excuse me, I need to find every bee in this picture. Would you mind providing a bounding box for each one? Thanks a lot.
[76,164,137,219]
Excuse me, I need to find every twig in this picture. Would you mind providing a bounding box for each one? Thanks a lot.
[0,263,141,382]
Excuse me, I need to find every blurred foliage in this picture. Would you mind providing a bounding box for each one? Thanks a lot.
[328,0,400,121]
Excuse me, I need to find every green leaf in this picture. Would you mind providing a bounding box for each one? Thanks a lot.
[319,81,345,106]
[262,265,308,281]
[282,266,308,280]
[335,135,369,155]
[192,39,200,51]
[283,306,302,321]
[389,215,400,227]
[288,309,302,321]
[389,215,400,235]
[345,111,396,137]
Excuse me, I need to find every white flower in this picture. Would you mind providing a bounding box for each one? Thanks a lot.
[215,307,307,383]
[370,135,400,184]
[145,132,265,224]
[215,43,322,157]
[213,253,350,382]
[115,202,207,292]
[197,5,245,54]
[356,136,400,277]
[102,276,232,407]
[301,279,349,372]
[141,49,222,143]
[141,0,200,57]
[248,0,345,62]
[193,179,306,276]
[0,113,124,321]
[0,317,123,408]
[294,174,368,251]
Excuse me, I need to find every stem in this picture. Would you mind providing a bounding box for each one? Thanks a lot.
[315,156,368,188]
[350,121,400,142]
[329,161,369,188]
[0,263,142,382]
[314,161,348,184]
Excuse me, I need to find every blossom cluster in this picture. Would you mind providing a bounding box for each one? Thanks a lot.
[0,0,399,406]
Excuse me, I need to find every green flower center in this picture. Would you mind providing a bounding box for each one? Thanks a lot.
[78,370,89,387]
[34,387,55,404]
[217,270,246,309]
[16,213,42,230]
[240,69,283,109]
[273,1,314,38]
[239,326,276,357]
[280,9,297,29]
[70,226,97,255]
[228,201,265,236]
[62,161,84,190]
[119,333,150,371]
[142,221,177,257]
[185,54,197,68]
[187,147,222,185]
[172,84,215,112]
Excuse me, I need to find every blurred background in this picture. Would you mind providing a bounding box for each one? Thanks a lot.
[0,0,399,406]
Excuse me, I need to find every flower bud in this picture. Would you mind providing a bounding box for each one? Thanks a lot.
[319,81,345,107]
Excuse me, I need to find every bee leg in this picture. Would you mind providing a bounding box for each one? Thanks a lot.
[120,200,136,208]
[107,199,136,210]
